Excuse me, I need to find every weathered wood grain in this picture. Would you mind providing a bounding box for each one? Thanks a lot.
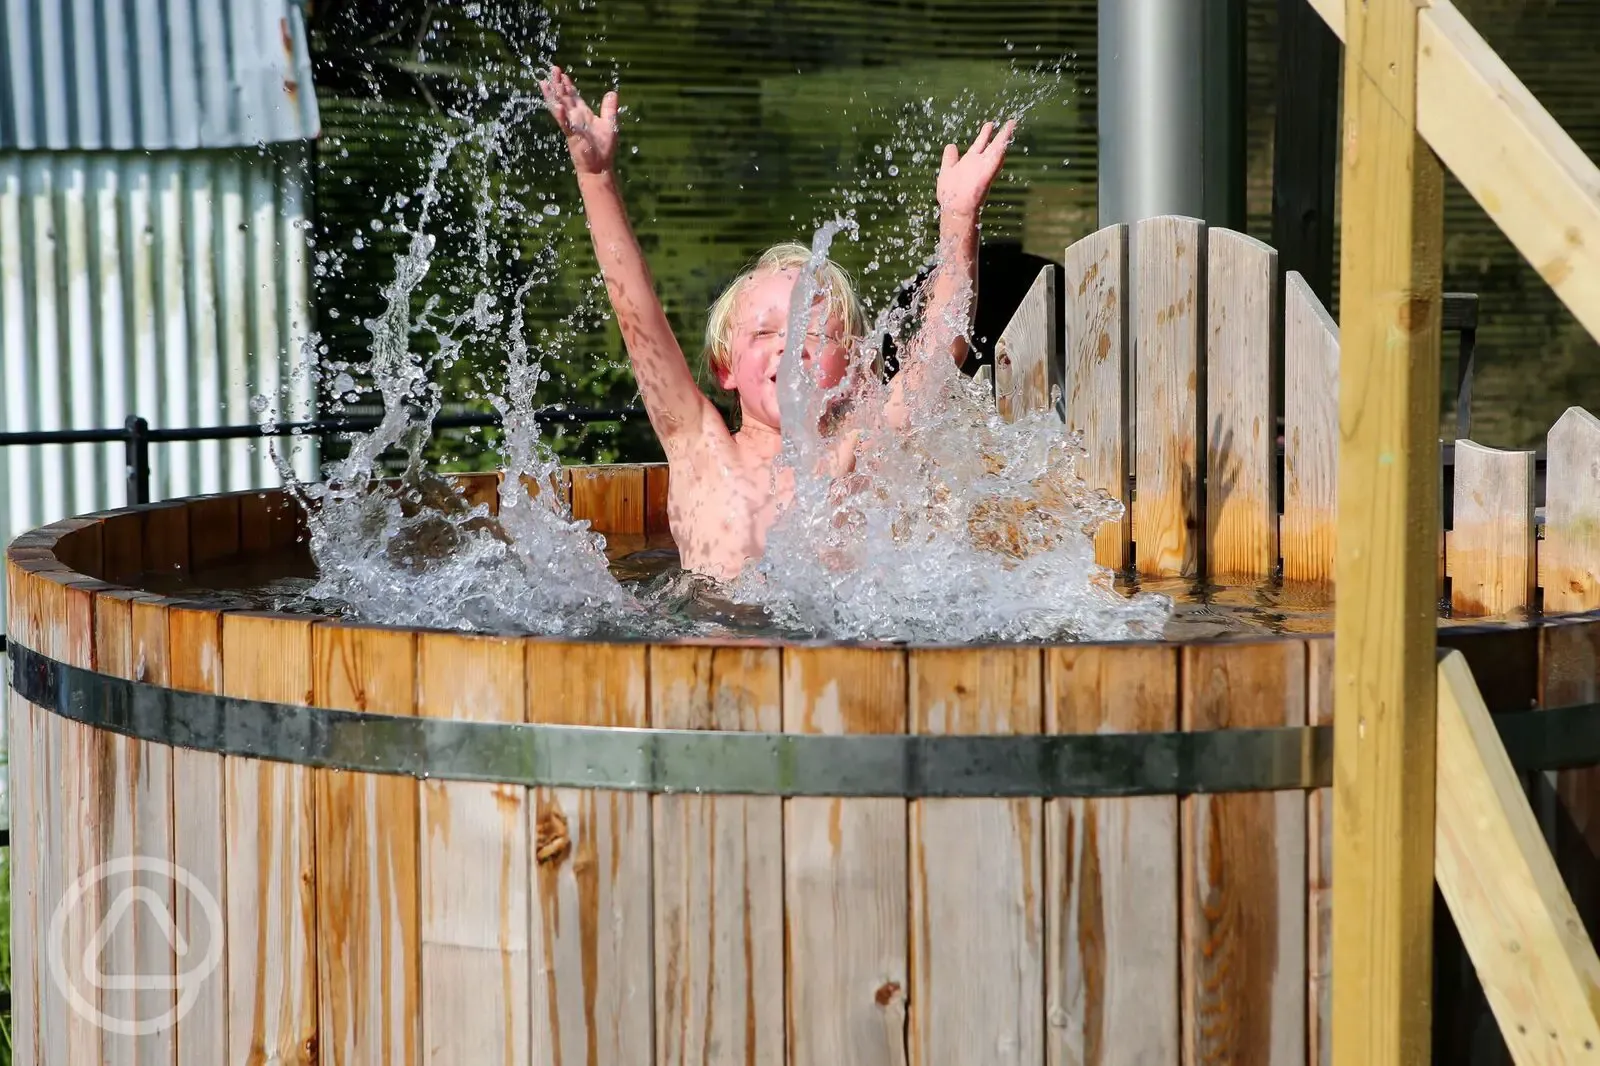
[220,613,318,1066]
[1045,645,1180,1066]
[416,632,530,1066]
[909,647,1044,1066]
[1281,272,1340,584]
[995,265,1056,423]
[130,596,178,1064]
[526,640,652,1066]
[1133,215,1204,578]
[312,623,421,1066]
[1435,650,1600,1061]
[783,646,909,1066]
[570,464,646,534]
[1450,439,1537,617]
[1542,406,1600,614]
[1182,641,1307,1066]
[1331,3,1446,1063]
[1205,228,1279,580]
[651,645,783,1066]
[1061,224,1130,571]
[93,590,177,1066]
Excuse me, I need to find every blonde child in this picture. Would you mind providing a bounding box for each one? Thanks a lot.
[539,66,1014,582]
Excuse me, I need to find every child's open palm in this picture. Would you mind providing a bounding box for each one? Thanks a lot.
[539,65,619,176]
[937,119,1017,219]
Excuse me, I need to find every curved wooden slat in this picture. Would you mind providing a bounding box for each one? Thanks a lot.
[1062,223,1130,571]
[994,264,1056,423]
[1543,406,1600,613]
[1281,272,1340,585]
[1133,215,1204,578]
[1451,439,1537,617]
[1205,228,1280,580]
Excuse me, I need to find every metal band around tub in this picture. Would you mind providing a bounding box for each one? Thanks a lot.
[10,641,1600,798]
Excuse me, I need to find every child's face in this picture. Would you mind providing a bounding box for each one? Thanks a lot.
[717,268,852,431]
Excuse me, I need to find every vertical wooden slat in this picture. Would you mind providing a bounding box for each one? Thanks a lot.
[312,623,421,1066]
[1331,2,1446,1061]
[570,465,646,535]
[415,633,530,1066]
[7,561,39,1066]
[1062,224,1130,571]
[144,501,193,578]
[100,509,147,583]
[167,604,228,1066]
[527,640,652,1066]
[240,489,303,555]
[453,472,502,516]
[94,590,178,1066]
[909,647,1044,1066]
[220,613,318,1066]
[1205,228,1280,580]
[130,596,178,1063]
[1542,406,1600,613]
[783,646,908,1066]
[1449,440,1536,617]
[1281,272,1341,585]
[651,645,783,1066]
[1133,215,1204,578]
[644,463,671,541]
[188,494,243,570]
[1182,641,1307,1066]
[995,265,1057,423]
[1306,637,1334,1066]
[1045,645,1180,1066]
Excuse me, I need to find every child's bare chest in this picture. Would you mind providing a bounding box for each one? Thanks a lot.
[664,452,792,582]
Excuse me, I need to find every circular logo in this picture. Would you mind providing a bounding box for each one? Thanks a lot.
[46,855,225,1037]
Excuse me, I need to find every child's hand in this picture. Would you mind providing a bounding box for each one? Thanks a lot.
[936,119,1017,222]
[539,65,619,176]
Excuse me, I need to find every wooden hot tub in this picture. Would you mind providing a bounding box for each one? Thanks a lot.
[5,462,1600,1066]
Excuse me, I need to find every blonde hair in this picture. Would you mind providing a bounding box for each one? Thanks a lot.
[703,242,867,378]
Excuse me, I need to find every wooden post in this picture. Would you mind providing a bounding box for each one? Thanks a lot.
[1330,1,1445,1065]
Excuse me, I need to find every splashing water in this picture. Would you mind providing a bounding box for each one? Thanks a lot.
[724,224,1171,642]
[252,15,1170,643]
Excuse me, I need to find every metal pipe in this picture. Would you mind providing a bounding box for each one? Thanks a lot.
[1097,0,1246,230]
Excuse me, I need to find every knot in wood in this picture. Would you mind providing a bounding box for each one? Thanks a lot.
[536,809,571,866]
[874,981,902,1008]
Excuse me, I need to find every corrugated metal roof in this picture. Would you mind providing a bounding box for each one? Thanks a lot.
[0,0,320,150]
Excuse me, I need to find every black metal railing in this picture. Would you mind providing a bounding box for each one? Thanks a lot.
[0,405,645,507]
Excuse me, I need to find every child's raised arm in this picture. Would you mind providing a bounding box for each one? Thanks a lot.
[539,67,718,453]
[883,119,1015,426]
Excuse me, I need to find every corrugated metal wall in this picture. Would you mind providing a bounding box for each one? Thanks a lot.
[0,0,319,150]
[0,0,322,626]
[0,147,318,524]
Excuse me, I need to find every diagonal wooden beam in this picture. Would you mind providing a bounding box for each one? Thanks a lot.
[1330,2,1444,1065]
[1302,0,1600,344]
[1434,650,1600,1062]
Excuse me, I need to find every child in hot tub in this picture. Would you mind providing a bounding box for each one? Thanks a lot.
[539,65,1015,583]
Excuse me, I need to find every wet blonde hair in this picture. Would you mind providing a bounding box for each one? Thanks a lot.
[703,242,867,379]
